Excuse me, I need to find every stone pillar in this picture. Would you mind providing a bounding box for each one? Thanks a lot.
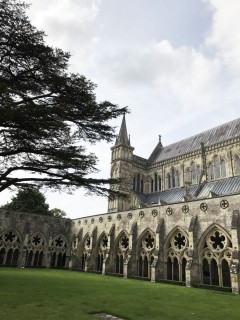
[102,259,106,275]
[230,210,240,293]
[46,250,51,268]
[151,257,158,282]
[123,262,128,278]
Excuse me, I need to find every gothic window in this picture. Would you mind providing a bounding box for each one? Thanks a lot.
[50,235,67,268]
[158,176,162,191]
[133,177,136,191]
[115,233,129,275]
[141,179,144,193]
[167,174,171,189]
[185,168,191,183]
[96,234,108,272]
[151,178,154,193]
[191,162,197,184]
[154,173,158,192]
[166,230,188,282]
[214,156,220,179]
[235,155,240,175]
[196,165,201,183]
[200,227,232,287]
[137,231,155,278]
[171,168,175,188]
[137,174,140,192]
[209,163,214,180]
[175,171,180,187]
[221,160,226,178]
[25,233,45,267]
[0,229,21,267]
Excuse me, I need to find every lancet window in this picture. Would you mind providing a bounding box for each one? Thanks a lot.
[235,155,240,175]
[167,168,180,189]
[208,156,227,181]
[133,173,143,192]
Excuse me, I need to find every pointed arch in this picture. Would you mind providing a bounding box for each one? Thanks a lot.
[164,226,189,282]
[25,232,47,267]
[114,230,130,275]
[49,234,68,268]
[136,228,155,278]
[198,224,232,287]
[0,228,22,266]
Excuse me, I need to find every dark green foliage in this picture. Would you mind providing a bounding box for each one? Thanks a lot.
[2,188,49,215]
[0,0,126,196]
[49,208,67,218]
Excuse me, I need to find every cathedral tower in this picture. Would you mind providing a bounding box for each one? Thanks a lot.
[108,115,134,212]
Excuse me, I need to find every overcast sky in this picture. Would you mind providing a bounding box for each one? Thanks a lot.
[1,0,240,219]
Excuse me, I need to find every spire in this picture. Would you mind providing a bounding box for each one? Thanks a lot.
[115,114,131,146]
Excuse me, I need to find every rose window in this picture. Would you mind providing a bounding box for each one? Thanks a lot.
[54,237,64,247]
[172,232,186,251]
[144,234,155,250]
[32,235,42,246]
[208,230,227,251]
[120,236,129,249]
[4,231,16,243]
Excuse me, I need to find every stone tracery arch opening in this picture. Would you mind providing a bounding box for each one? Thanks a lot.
[0,229,22,266]
[96,232,108,272]
[199,225,232,287]
[114,231,130,275]
[164,228,189,282]
[25,232,46,267]
[50,234,68,268]
[136,229,155,278]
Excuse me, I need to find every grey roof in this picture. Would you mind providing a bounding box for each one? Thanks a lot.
[198,176,240,198]
[149,117,240,163]
[135,185,198,205]
[135,176,240,205]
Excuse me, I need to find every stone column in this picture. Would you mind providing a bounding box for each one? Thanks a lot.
[151,257,158,282]
[230,210,240,293]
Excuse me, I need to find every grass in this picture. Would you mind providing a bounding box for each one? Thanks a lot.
[0,268,240,320]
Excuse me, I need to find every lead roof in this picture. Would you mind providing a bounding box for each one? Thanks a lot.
[135,176,240,205]
[148,117,240,163]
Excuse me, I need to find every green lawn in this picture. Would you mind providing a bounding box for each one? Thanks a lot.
[0,268,239,320]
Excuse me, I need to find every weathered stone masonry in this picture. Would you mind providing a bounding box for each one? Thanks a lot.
[0,116,240,293]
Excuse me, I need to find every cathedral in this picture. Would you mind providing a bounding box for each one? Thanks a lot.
[0,116,240,293]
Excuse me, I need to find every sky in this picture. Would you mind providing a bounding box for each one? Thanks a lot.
[1,0,240,219]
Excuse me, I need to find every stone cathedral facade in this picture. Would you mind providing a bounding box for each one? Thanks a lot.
[0,116,240,293]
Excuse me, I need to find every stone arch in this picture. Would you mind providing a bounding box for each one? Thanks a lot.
[198,224,232,287]
[114,230,130,274]
[25,232,47,267]
[0,228,22,266]
[49,234,68,268]
[164,226,189,282]
[79,232,91,270]
[96,231,108,272]
[136,228,155,278]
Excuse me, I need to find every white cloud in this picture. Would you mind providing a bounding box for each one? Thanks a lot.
[2,0,239,219]
[204,0,240,73]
